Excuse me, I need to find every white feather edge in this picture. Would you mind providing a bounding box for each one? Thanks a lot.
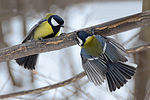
[119,61,138,68]
[102,42,107,53]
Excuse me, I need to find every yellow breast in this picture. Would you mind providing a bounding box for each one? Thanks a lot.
[34,21,54,40]
[84,36,94,45]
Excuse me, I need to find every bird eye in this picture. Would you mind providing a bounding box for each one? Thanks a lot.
[51,17,59,26]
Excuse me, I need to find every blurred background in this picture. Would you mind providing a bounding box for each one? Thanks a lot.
[0,0,149,100]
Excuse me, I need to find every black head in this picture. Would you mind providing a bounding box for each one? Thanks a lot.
[76,31,92,46]
[48,15,64,34]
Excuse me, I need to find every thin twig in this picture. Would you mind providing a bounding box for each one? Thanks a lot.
[127,42,150,53]
[0,72,86,99]
[7,62,17,86]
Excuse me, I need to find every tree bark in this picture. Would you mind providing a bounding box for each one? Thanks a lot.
[1,10,150,62]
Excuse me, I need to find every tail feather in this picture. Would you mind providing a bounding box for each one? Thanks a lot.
[106,72,116,91]
[107,66,127,91]
[111,67,127,87]
[108,70,120,89]
[116,62,136,78]
[115,64,133,79]
[118,63,135,73]
[16,54,38,70]
[114,67,127,84]
[16,57,25,65]
[106,62,136,92]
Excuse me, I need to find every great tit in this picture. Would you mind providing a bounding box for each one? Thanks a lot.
[15,13,64,70]
[76,31,137,92]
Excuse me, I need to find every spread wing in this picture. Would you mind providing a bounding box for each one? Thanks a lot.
[106,37,127,56]
[80,35,128,86]
[81,49,107,85]
[96,35,127,62]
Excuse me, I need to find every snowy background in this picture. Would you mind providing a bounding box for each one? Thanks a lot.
[0,1,142,100]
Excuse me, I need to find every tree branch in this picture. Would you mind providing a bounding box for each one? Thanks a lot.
[0,72,86,99]
[1,10,150,62]
[0,44,149,99]
[127,42,150,53]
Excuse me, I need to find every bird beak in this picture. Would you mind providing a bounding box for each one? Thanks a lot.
[61,25,64,28]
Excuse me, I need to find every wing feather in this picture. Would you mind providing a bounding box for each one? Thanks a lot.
[105,41,127,62]
[22,19,47,43]
[81,55,107,85]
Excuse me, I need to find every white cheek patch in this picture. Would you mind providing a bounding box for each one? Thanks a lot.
[51,17,59,26]
[77,36,83,46]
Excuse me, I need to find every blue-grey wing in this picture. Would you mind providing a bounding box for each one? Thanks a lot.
[81,48,93,59]
[98,36,127,62]
[107,37,127,56]
[22,19,47,43]
[81,53,107,85]
[95,35,106,49]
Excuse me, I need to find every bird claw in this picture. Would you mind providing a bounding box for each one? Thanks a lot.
[60,33,66,36]
[91,28,95,35]
[39,38,46,42]
[39,38,44,40]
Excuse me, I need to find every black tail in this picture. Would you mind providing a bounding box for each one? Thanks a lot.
[106,62,136,92]
[15,54,38,70]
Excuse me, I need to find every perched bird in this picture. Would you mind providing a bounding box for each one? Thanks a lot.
[76,31,137,92]
[15,13,64,70]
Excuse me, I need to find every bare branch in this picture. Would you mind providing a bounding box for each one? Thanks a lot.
[0,72,86,99]
[1,10,150,62]
[127,42,150,54]
[0,10,150,99]
[0,44,150,99]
